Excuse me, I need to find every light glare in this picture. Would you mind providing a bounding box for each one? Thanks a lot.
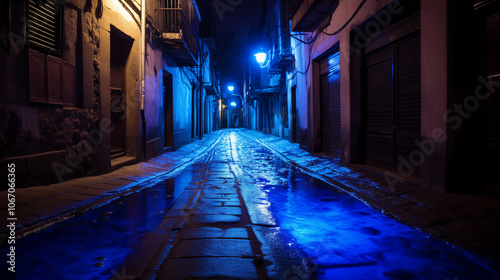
[254,52,267,64]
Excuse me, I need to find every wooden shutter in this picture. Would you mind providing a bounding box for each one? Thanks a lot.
[47,55,62,104]
[29,49,47,103]
[320,51,341,158]
[28,0,58,51]
[366,45,395,168]
[29,50,76,106]
[62,61,76,106]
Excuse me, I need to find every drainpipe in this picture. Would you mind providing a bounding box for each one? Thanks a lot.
[198,52,201,139]
[140,0,147,160]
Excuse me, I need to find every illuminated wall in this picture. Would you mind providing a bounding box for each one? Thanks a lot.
[284,0,496,192]
[0,0,142,187]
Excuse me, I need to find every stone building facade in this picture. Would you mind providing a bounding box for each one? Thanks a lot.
[0,0,220,188]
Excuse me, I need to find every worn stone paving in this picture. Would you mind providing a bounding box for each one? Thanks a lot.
[125,129,500,279]
[119,132,309,280]
[3,128,500,278]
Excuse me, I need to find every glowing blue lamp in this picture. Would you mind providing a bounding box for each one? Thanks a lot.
[254,52,267,65]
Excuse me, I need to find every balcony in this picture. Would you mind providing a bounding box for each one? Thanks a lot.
[158,0,200,65]
[204,67,220,97]
[270,32,295,69]
[270,47,294,71]
[290,0,338,32]
[249,72,280,98]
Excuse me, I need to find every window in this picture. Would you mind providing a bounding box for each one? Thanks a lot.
[28,0,62,55]
[28,0,75,106]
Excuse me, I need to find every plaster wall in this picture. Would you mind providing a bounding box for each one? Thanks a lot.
[288,0,449,190]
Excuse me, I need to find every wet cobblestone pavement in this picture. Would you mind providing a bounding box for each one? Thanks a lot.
[149,131,498,279]
[2,130,499,280]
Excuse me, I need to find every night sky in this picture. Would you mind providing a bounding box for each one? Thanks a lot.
[210,0,267,90]
[213,0,266,46]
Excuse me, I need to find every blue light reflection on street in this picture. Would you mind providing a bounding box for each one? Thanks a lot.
[260,164,496,280]
[0,168,193,280]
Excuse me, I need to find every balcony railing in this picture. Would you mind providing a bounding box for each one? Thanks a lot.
[158,0,200,65]
[250,71,280,97]
[270,29,295,69]
[204,66,220,96]
[266,1,294,69]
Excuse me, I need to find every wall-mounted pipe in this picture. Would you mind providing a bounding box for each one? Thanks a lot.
[140,0,147,160]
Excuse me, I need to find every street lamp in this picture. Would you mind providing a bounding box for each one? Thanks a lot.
[254,52,267,66]
[230,102,237,107]
[228,85,235,92]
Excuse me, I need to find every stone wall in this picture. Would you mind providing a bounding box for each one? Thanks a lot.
[0,0,105,188]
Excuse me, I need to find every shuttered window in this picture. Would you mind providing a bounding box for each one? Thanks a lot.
[320,51,341,158]
[29,49,76,106]
[28,0,61,53]
[27,1,75,106]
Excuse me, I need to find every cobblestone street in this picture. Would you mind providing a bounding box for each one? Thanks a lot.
[2,130,499,280]
[118,131,498,280]
[124,131,310,280]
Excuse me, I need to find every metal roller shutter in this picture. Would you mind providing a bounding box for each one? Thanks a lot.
[396,33,421,174]
[366,45,395,168]
[320,51,341,158]
[365,31,421,172]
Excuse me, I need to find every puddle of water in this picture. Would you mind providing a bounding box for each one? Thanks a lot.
[259,164,497,280]
[0,168,193,280]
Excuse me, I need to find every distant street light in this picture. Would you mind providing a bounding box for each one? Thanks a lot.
[254,52,267,66]
[227,85,235,92]
[230,102,237,107]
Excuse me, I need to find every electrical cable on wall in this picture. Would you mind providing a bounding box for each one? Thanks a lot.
[287,0,367,80]
[289,0,367,45]
[322,0,367,36]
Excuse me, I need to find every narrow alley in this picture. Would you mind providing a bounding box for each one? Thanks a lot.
[1,130,498,279]
[2,0,500,279]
